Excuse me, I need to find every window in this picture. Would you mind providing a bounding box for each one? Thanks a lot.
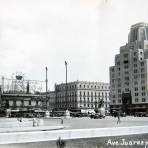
[112,68,115,72]
[133,58,137,62]
[118,83,121,87]
[141,62,144,66]
[135,87,138,91]
[141,68,144,72]
[125,82,129,85]
[134,64,137,67]
[134,81,138,85]
[142,92,145,96]
[83,92,85,96]
[141,74,145,78]
[135,98,138,102]
[29,100,31,105]
[134,69,138,73]
[135,93,138,96]
[142,86,145,90]
[125,71,129,74]
[134,75,138,79]
[142,98,146,102]
[124,60,128,64]
[113,100,116,103]
[117,61,120,65]
[80,91,81,96]
[124,77,129,80]
[118,100,121,103]
[118,94,122,97]
[124,53,128,58]
[124,65,128,69]
[118,89,121,93]
[125,88,129,92]
[98,92,100,96]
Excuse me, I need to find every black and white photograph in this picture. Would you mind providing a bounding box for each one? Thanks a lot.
[0,0,148,148]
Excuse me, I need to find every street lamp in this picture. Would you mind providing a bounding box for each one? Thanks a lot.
[45,67,48,109]
[65,61,68,110]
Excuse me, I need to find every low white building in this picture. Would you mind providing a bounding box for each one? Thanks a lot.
[54,81,110,112]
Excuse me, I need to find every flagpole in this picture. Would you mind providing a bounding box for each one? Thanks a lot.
[65,61,68,110]
[45,67,48,109]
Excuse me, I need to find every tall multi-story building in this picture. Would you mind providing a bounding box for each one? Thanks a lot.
[110,22,148,115]
[54,81,110,112]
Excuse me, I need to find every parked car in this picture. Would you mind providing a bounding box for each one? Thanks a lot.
[120,112,126,117]
[90,113,105,119]
[143,113,148,117]
[134,112,145,117]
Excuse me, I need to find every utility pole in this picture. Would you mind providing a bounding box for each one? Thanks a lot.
[65,61,68,110]
[45,67,48,110]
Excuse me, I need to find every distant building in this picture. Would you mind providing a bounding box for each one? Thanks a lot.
[47,91,56,111]
[54,81,110,112]
[0,74,47,114]
[110,22,148,115]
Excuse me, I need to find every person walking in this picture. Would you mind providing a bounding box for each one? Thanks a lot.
[61,118,63,124]
[117,112,121,124]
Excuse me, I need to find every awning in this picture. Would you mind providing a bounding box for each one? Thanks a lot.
[131,106,147,109]
[11,109,19,112]
[34,110,45,113]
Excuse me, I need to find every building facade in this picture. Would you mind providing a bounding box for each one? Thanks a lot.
[47,91,56,111]
[110,22,148,114]
[54,81,110,112]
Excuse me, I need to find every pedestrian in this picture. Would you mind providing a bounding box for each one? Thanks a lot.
[117,112,121,124]
[61,118,63,124]
[33,118,37,127]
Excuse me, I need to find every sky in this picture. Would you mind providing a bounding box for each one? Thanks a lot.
[0,0,148,91]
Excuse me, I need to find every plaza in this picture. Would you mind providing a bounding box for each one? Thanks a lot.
[43,116,148,129]
[0,116,148,148]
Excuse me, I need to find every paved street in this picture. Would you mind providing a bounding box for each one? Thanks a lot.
[1,116,148,148]
[43,116,148,130]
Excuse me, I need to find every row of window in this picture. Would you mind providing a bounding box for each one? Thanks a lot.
[79,91,108,96]
[112,98,147,104]
[6,100,42,106]
[135,98,146,102]
[56,84,110,91]
[135,92,146,96]
[134,86,145,91]
[79,84,109,89]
